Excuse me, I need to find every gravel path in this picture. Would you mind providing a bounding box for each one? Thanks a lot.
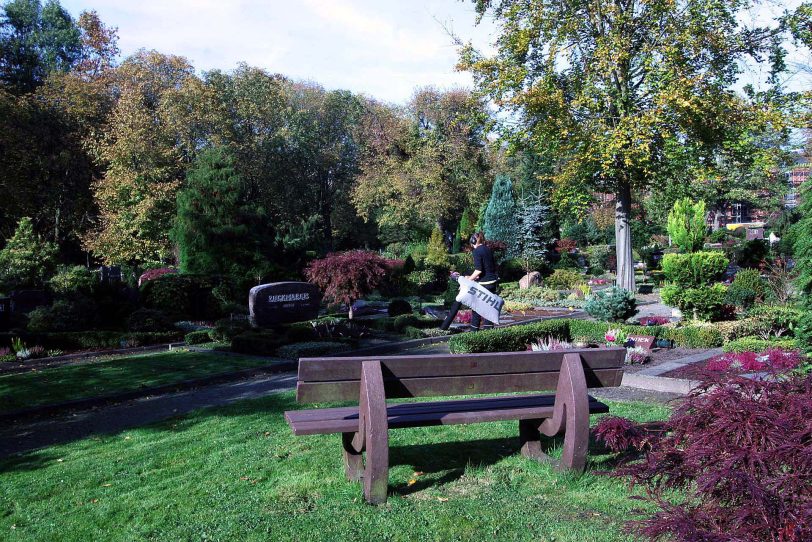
[0,372,297,458]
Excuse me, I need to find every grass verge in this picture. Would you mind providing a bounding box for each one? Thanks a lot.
[0,350,280,414]
[0,391,670,541]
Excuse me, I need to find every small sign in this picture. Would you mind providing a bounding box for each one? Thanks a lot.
[249,282,322,327]
[746,228,764,241]
[627,334,655,351]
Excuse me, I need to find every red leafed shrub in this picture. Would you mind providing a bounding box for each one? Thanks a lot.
[304,250,388,319]
[384,258,405,270]
[704,349,803,374]
[638,316,669,326]
[138,267,177,286]
[555,238,577,253]
[597,372,812,542]
[594,416,657,453]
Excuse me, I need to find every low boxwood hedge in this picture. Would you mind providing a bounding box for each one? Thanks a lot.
[447,318,726,353]
[185,330,212,345]
[722,336,799,353]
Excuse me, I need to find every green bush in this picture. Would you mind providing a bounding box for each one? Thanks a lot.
[140,274,220,320]
[0,331,181,351]
[662,284,729,322]
[731,239,769,269]
[185,330,212,345]
[711,318,771,342]
[545,269,582,290]
[723,336,799,353]
[27,299,95,332]
[662,324,724,348]
[210,318,252,343]
[393,313,439,332]
[584,245,611,274]
[725,269,765,309]
[554,252,581,270]
[230,330,285,356]
[746,305,803,338]
[584,287,637,322]
[127,308,174,332]
[661,251,728,288]
[284,323,316,342]
[448,252,473,273]
[667,198,706,252]
[387,299,412,317]
[276,341,352,360]
[48,265,97,296]
[448,319,570,353]
[402,326,425,340]
[502,286,561,306]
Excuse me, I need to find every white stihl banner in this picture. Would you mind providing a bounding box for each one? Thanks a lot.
[455,277,504,325]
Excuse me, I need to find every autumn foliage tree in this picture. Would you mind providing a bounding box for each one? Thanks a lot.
[461,0,786,291]
[304,250,388,319]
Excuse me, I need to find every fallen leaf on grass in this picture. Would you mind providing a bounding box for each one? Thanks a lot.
[102,483,112,487]
[437,497,449,502]
[413,471,424,477]
[407,479,417,487]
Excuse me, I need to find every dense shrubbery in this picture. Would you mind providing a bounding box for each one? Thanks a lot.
[447,318,728,353]
[598,373,812,542]
[723,336,799,353]
[393,313,439,332]
[27,299,95,332]
[544,269,582,289]
[0,331,181,351]
[209,318,251,343]
[584,287,637,322]
[661,283,728,321]
[661,251,728,288]
[140,274,220,320]
[386,298,412,317]
[305,250,389,318]
[725,268,765,309]
[48,265,97,295]
[127,308,174,332]
[185,330,212,345]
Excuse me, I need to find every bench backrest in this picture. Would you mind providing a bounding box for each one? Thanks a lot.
[296,348,626,403]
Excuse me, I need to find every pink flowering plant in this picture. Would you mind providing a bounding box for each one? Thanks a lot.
[604,328,627,346]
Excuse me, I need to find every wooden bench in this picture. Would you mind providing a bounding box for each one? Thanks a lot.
[284,347,626,504]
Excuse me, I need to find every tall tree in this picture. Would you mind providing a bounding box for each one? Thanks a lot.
[0,0,81,93]
[461,0,786,290]
[482,174,519,257]
[83,50,197,265]
[353,87,493,242]
[171,147,274,282]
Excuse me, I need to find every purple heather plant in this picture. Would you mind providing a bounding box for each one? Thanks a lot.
[594,372,812,542]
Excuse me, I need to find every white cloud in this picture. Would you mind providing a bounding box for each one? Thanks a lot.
[60,0,495,103]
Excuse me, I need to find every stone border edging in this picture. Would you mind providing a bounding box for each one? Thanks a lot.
[621,373,700,394]
[0,359,296,423]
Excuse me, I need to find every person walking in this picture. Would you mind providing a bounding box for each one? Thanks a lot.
[441,232,500,331]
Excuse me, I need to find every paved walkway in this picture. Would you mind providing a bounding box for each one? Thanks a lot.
[0,373,297,458]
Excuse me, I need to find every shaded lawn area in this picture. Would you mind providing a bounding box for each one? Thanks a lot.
[0,351,279,414]
[0,391,671,541]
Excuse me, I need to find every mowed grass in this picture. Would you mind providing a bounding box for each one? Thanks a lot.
[0,391,671,541]
[0,350,278,414]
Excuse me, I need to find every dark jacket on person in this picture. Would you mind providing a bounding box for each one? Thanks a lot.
[472,245,498,284]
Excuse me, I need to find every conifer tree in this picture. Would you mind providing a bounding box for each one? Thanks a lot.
[425,225,450,267]
[518,196,553,275]
[482,174,519,257]
[0,216,57,291]
[792,181,812,351]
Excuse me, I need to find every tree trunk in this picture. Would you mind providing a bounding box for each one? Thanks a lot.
[614,182,635,292]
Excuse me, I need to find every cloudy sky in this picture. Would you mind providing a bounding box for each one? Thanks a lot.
[60,0,496,103]
[59,0,806,104]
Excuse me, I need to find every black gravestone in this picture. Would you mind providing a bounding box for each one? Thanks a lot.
[249,282,322,327]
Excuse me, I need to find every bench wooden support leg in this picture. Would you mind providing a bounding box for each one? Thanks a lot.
[521,353,590,473]
[359,360,389,504]
[342,432,364,482]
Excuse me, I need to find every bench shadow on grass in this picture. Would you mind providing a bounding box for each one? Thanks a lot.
[389,432,622,496]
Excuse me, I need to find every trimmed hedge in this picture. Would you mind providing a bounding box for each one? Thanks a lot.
[276,341,352,360]
[447,318,726,353]
[393,313,441,332]
[230,330,286,356]
[185,330,212,345]
[723,336,799,353]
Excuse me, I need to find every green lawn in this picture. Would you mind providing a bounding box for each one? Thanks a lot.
[0,392,670,541]
[0,350,279,414]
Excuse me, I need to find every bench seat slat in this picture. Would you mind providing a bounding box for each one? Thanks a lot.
[299,348,626,382]
[296,368,623,402]
[285,394,609,435]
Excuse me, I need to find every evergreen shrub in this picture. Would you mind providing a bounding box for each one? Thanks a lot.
[584,287,637,322]
[545,269,582,290]
[387,299,412,317]
[661,251,728,288]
